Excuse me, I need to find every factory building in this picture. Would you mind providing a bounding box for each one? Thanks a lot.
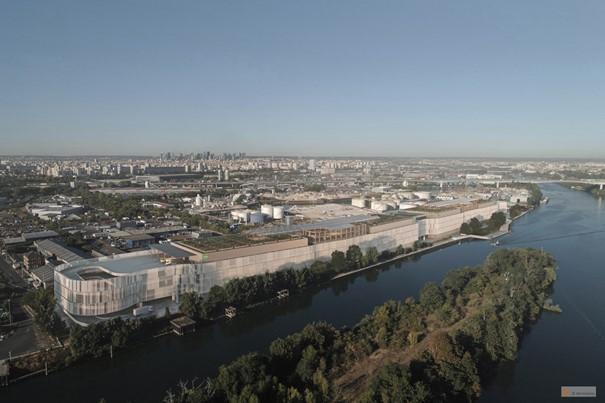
[54,201,506,321]
[417,200,508,239]
[351,197,367,208]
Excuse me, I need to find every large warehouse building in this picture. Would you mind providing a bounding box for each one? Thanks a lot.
[54,200,506,320]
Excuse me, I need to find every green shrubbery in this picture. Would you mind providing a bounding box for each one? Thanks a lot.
[23,288,65,337]
[68,317,153,361]
[166,248,557,403]
[179,245,404,322]
[460,212,507,236]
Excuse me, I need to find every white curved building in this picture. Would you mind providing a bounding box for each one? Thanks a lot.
[54,247,203,317]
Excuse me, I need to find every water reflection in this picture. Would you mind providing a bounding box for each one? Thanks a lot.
[5,184,605,403]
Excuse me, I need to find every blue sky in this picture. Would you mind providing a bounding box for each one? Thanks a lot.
[1,1,605,157]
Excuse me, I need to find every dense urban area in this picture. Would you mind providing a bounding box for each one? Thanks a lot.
[0,154,600,398]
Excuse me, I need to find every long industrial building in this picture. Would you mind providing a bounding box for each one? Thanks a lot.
[54,200,506,319]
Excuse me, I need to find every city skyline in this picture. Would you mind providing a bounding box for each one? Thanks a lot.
[2,1,605,157]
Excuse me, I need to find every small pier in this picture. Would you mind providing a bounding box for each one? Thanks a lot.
[170,316,196,336]
[225,306,237,319]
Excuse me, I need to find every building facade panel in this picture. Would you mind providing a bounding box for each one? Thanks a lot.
[55,202,505,318]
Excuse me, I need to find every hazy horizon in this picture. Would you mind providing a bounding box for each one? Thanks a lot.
[2,1,605,157]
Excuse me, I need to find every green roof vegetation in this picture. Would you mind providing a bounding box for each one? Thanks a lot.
[181,232,299,252]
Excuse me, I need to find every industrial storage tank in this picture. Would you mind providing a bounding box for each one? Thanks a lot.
[273,206,284,219]
[413,191,431,200]
[230,210,250,223]
[351,197,367,208]
[398,202,417,210]
[370,200,389,212]
[261,204,274,217]
[250,211,264,225]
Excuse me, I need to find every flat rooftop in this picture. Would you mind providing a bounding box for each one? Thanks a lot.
[288,203,370,221]
[59,252,163,280]
[180,233,299,252]
[247,214,381,237]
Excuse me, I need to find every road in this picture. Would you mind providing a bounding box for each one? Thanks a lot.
[0,255,28,290]
[0,255,45,358]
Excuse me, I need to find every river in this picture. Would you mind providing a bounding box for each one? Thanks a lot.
[3,183,605,402]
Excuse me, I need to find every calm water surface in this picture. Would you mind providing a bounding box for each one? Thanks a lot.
[3,184,605,402]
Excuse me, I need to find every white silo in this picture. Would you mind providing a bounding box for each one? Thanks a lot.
[195,194,203,207]
[370,201,389,212]
[413,191,431,200]
[261,204,274,217]
[351,198,366,208]
[273,206,284,219]
[398,202,416,210]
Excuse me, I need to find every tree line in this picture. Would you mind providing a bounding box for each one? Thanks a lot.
[164,248,557,403]
[178,243,422,322]
[460,212,506,236]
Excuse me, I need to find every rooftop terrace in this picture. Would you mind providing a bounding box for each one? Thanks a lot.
[179,233,299,253]
[58,251,163,280]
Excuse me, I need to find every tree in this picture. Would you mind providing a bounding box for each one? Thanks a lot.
[202,286,227,319]
[419,282,445,312]
[69,318,141,360]
[469,218,482,234]
[23,288,64,337]
[360,363,430,403]
[330,250,346,273]
[162,249,558,403]
[309,261,330,280]
[490,212,506,229]
[179,292,204,319]
[295,345,319,383]
[460,222,472,235]
[364,246,379,266]
[345,245,363,269]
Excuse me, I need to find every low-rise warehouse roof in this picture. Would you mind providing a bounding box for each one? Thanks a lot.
[151,243,194,258]
[31,264,56,285]
[35,239,88,263]
[2,230,60,246]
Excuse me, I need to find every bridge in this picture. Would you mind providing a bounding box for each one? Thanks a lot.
[419,178,605,190]
[488,179,605,190]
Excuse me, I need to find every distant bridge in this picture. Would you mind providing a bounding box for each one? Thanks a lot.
[418,178,605,190]
[489,179,605,190]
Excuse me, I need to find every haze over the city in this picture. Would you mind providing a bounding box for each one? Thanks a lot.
[4,3,605,401]
[2,0,605,157]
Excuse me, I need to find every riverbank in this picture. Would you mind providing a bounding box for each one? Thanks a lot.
[13,183,605,403]
[161,248,558,403]
[2,208,537,388]
[557,181,605,199]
